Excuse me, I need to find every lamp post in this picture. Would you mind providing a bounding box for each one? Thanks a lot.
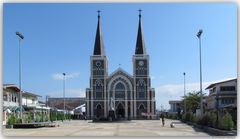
[63,73,66,120]
[183,72,186,114]
[16,31,24,123]
[197,29,203,116]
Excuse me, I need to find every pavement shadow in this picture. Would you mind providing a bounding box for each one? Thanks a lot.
[190,124,214,136]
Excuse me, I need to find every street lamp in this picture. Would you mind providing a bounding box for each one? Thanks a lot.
[16,31,24,123]
[196,29,203,116]
[63,73,66,120]
[183,72,186,114]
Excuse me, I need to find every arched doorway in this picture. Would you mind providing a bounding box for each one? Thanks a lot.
[138,104,146,119]
[96,104,103,118]
[116,103,125,119]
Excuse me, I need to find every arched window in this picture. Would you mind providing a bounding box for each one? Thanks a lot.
[115,82,125,99]
[93,61,104,75]
[95,80,103,99]
[136,66,146,75]
[137,80,146,99]
[96,104,103,118]
[138,104,146,118]
[139,104,145,110]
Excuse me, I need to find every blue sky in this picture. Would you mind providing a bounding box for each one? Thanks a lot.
[3,3,237,110]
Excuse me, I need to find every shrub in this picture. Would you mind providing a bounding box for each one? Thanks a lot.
[50,110,57,121]
[7,114,16,125]
[45,114,49,122]
[197,113,210,126]
[182,113,186,121]
[23,113,33,123]
[190,113,198,123]
[219,112,234,130]
[15,118,21,124]
[209,112,217,127]
[185,112,192,122]
[35,113,41,122]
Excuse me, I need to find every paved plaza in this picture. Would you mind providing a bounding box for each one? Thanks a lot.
[3,119,211,136]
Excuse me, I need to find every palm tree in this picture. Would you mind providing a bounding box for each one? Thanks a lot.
[182,91,206,113]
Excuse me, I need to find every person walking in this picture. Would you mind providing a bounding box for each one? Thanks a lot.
[160,113,165,127]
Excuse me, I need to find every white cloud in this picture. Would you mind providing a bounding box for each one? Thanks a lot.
[67,88,85,97]
[155,82,211,96]
[47,88,85,98]
[52,72,80,80]
[155,81,213,110]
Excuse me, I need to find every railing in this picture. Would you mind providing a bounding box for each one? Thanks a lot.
[3,101,19,107]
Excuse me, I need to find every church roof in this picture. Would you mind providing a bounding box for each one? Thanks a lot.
[108,67,133,80]
[135,11,147,55]
[93,11,105,56]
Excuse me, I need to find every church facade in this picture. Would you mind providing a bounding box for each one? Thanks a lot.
[86,12,156,120]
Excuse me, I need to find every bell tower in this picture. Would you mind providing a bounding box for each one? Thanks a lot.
[88,11,108,119]
[133,10,151,119]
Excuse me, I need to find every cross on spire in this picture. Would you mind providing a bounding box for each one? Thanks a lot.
[138,9,142,17]
[97,10,101,18]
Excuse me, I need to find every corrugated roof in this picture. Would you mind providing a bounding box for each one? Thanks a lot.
[3,84,20,92]
[23,91,41,97]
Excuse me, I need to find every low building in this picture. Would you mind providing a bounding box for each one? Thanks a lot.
[22,92,50,122]
[73,104,86,119]
[48,97,85,111]
[205,78,237,125]
[3,84,20,125]
[2,84,51,124]
[168,100,182,118]
[48,97,86,119]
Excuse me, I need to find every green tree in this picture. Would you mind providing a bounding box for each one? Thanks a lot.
[197,113,210,126]
[8,114,16,125]
[219,112,234,130]
[182,91,206,113]
[50,110,57,122]
[209,112,217,127]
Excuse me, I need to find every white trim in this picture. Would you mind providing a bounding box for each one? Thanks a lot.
[107,74,133,103]
[95,103,103,109]
[94,79,104,99]
[116,101,124,108]
[113,80,127,100]
[138,103,146,109]
[108,74,133,118]
[113,80,128,118]
[108,68,133,79]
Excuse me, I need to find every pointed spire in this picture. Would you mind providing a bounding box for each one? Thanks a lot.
[135,9,146,55]
[93,10,105,56]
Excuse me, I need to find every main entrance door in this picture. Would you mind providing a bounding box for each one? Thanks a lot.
[116,103,125,119]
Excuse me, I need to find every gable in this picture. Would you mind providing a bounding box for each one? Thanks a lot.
[107,68,133,82]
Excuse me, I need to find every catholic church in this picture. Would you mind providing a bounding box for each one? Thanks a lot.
[86,11,156,120]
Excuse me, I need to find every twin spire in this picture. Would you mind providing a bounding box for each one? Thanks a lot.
[93,10,146,56]
[93,10,105,55]
[135,9,146,55]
